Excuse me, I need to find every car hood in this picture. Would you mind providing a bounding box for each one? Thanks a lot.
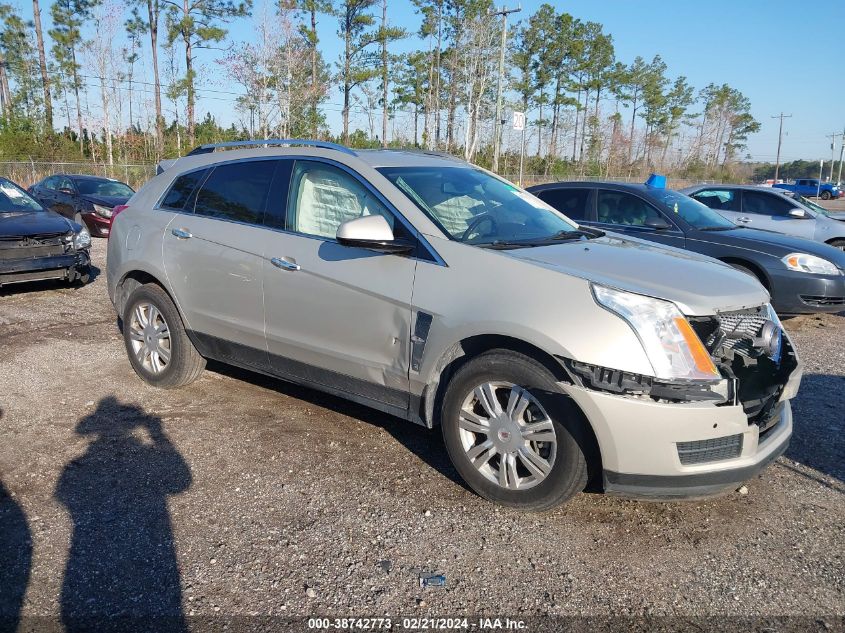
[81,194,130,208]
[0,210,73,238]
[691,226,845,265]
[504,234,769,315]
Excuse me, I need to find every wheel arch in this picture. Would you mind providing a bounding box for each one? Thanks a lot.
[420,333,604,490]
[717,257,772,291]
[115,269,177,319]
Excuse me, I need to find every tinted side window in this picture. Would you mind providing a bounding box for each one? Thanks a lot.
[42,176,57,190]
[597,190,663,226]
[743,191,794,216]
[194,160,277,224]
[691,189,740,211]
[56,176,75,192]
[536,188,591,220]
[161,169,207,211]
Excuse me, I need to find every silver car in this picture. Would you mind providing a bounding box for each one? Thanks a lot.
[681,184,845,251]
[107,141,802,509]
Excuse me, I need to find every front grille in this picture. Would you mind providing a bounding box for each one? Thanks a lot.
[677,434,743,465]
[0,235,68,260]
[0,244,65,259]
[800,295,845,307]
[714,308,769,357]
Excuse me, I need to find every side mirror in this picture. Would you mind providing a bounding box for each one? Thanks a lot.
[644,216,672,230]
[788,208,808,219]
[336,215,415,254]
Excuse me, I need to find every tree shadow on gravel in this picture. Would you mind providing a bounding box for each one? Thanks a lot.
[206,361,470,492]
[0,408,33,633]
[55,396,191,632]
[785,372,845,487]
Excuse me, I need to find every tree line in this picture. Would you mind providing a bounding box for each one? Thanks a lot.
[0,0,762,179]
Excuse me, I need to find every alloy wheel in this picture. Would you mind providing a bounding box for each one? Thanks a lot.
[458,381,557,490]
[127,302,172,374]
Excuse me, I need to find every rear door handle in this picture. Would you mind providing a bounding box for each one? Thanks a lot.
[736,217,752,223]
[270,256,300,272]
[171,228,192,239]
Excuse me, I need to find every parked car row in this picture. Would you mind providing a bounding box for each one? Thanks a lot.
[103,139,837,511]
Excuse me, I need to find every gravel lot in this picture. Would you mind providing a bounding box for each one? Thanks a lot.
[1,238,843,626]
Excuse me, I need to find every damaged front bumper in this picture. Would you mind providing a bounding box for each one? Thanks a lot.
[559,306,802,499]
[0,249,90,286]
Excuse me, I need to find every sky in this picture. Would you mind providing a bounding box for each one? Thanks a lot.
[17,0,845,163]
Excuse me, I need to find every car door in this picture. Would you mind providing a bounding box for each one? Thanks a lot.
[593,189,686,249]
[52,176,79,219]
[688,188,743,225]
[262,159,417,409]
[34,176,60,213]
[741,190,815,239]
[162,159,279,370]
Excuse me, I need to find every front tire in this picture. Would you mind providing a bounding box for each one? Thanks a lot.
[828,239,845,252]
[122,283,205,388]
[440,350,589,510]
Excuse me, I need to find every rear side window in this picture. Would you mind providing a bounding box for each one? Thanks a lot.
[161,170,207,211]
[194,160,277,224]
[691,189,740,211]
[743,191,794,216]
[535,188,591,220]
[597,190,663,226]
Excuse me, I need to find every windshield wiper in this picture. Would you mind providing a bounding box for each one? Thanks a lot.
[479,240,540,250]
[549,228,604,240]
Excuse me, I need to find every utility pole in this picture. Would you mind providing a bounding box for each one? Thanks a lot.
[826,131,839,181]
[771,113,792,183]
[838,126,845,186]
[490,3,521,174]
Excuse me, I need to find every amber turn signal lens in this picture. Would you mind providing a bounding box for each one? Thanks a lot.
[673,317,719,377]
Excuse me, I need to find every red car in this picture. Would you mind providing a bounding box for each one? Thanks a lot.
[28,174,134,237]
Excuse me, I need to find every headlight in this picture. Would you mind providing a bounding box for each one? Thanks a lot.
[93,203,113,218]
[73,226,91,249]
[782,253,841,275]
[592,284,719,381]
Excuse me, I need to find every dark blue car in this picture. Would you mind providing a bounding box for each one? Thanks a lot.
[527,178,845,315]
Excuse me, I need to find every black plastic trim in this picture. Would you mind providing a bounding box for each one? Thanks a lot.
[187,331,425,426]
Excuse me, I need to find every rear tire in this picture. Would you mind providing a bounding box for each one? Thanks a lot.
[122,283,205,388]
[440,350,589,510]
[820,190,832,200]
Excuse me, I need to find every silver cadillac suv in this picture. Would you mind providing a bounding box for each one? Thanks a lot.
[107,140,802,509]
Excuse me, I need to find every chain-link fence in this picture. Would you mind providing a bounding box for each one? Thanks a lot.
[0,161,157,190]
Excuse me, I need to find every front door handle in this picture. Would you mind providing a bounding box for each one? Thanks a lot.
[171,228,192,239]
[270,256,300,272]
[736,217,752,223]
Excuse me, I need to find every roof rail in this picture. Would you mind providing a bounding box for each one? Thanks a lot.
[185,139,357,157]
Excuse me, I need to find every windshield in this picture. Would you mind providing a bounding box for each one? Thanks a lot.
[74,178,134,197]
[377,166,580,245]
[656,190,736,229]
[789,192,830,217]
[0,179,45,214]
